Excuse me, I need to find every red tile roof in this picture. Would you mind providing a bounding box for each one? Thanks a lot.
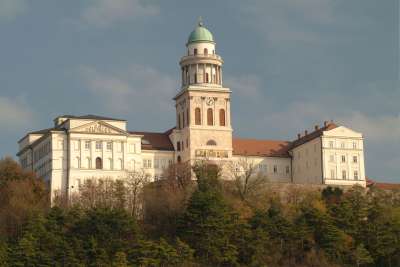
[290,122,338,149]
[367,179,400,190]
[129,131,174,151]
[232,138,291,157]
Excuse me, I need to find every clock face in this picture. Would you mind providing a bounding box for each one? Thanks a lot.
[206,97,214,106]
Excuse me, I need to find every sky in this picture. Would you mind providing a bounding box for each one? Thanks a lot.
[0,0,398,182]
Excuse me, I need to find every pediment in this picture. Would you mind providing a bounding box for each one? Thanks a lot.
[324,126,362,138]
[70,121,126,135]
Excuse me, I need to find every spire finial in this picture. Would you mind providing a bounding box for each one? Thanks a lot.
[198,16,203,27]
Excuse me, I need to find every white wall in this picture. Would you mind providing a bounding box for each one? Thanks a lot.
[292,137,323,185]
[321,126,366,187]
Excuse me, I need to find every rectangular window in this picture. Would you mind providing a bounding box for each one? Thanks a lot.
[341,142,345,148]
[341,155,346,163]
[329,154,335,162]
[286,166,290,174]
[353,142,357,149]
[353,156,357,163]
[96,141,102,150]
[342,170,347,179]
[331,169,335,179]
[273,165,277,173]
[85,141,91,150]
[154,159,159,169]
[107,142,112,151]
[329,141,334,148]
[354,170,358,180]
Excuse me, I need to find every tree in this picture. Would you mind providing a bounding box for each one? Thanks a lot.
[225,157,268,205]
[178,163,239,266]
[352,243,373,267]
[0,158,48,239]
[112,251,129,267]
[143,164,194,238]
[125,170,150,218]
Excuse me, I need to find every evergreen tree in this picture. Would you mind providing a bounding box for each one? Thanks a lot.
[112,251,129,267]
[178,163,239,266]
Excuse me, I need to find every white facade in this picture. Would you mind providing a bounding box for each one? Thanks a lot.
[17,21,367,200]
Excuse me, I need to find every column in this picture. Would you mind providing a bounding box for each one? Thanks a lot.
[181,67,185,86]
[203,63,206,83]
[189,65,192,84]
[196,64,199,84]
[210,64,214,83]
[220,66,223,84]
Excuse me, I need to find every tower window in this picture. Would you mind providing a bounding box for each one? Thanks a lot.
[95,157,102,169]
[219,109,226,126]
[178,114,181,129]
[195,108,201,125]
[204,48,208,55]
[194,48,198,55]
[207,108,213,126]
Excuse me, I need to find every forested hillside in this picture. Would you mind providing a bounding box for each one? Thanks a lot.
[0,157,399,266]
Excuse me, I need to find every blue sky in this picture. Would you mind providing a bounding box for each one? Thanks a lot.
[0,0,398,182]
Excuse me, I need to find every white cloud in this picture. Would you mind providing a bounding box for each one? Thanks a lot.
[0,0,27,21]
[82,0,160,27]
[0,96,35,130]
[80,65,176,115]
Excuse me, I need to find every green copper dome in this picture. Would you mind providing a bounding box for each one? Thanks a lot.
[187,22,214,44]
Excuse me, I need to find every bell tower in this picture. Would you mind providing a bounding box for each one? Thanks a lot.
[172,19,233,164]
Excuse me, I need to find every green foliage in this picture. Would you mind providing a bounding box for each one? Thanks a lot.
[0,158,399,266]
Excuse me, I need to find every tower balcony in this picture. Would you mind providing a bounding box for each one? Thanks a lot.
[180,54,223,66]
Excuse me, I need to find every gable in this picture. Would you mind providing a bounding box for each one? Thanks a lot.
[70,121,127,135]
[323,126,362,138]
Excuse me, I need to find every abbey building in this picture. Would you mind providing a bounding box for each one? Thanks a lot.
[17,22,366,200]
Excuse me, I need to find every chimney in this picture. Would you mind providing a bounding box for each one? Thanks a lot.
[324,121,328,127]
[297,133,301,139]
[305,130,308,136]
[315,125,319,131]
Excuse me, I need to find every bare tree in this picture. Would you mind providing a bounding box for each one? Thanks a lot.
[125,170,150,218]
[225,157,269,204]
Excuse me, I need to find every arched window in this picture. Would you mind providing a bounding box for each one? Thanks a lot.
[195,108,201,125]
[177,142,181,151]
[204,48,208,55]
[178,114,181,129]
[194,48,198,55]
[206,73,209,83]
[182,111,186,128]
[207,108,213,126]
[95,157,102,169]
[219,109,226,126]
[206,140,217,146]
[177,156,181,163]
[186,108,189,125]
